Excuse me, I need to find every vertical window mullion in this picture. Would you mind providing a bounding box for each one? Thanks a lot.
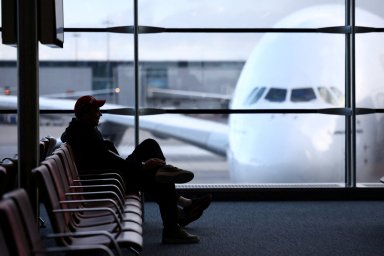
[350,0,357,187]
[133,0,139,147]
[345,0,357,187]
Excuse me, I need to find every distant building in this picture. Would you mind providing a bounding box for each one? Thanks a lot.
[0,60,244,109]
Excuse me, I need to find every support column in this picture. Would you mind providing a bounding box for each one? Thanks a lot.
[17,0,39,192]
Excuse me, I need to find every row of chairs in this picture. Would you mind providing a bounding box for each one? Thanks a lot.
[0,157,17,196]
[33,143,144,255]
[0,188,116,256]
[39,136,58,163]
[0,139,144,255]
[0,136,57,196]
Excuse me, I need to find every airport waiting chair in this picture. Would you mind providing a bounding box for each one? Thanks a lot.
[52,150,128,204]
[54,144,143,215]
[32,164,143,255]
[39,136,58,162]
[38,136,58,227]
[59,143,127,191]
[42,155,142,225]
[0,224,10,256]
[41,156,142,231]
[0,189,117,256]
[0,166,6,196]
[0,157,18,195]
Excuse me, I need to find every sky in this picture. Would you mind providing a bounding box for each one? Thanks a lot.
[1,0,384,61]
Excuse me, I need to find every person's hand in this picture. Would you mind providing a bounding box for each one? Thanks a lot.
[143,158,165,171]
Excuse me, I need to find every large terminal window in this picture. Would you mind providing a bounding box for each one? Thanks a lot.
[1,0,384,188]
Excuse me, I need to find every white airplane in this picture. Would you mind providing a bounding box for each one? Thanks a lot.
[1,4,384,184]
[228,4,384,183]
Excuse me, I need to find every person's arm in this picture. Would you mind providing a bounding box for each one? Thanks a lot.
[104,140,119,155]
[142,158,165,171]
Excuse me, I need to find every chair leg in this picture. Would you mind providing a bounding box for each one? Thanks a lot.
[39,217,46,228]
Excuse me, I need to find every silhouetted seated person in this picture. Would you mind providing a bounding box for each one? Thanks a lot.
[61,95,211,244]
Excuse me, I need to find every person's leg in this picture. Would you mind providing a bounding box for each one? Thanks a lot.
[177,194,213,227]
[138,176,199,244]
[123,140,198,243]
[126,138,209,229]
[177,196,192,207]
[148,182,178,227]
[127,138,194,184]
[127,138,165,162]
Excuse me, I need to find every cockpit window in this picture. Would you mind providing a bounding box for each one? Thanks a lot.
[318,86,344,106]
[245,87,266,105]
[330,86,344,106]
[291,88,316,102]
[264,88,287,102]
[318,87,334,105]
[245,86,344,105]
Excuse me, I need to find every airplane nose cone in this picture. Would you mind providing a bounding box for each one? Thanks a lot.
[229,114,345,183]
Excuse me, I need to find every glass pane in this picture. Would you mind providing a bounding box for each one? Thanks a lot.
[114,114,348,184]
[231,33,345,109]
[36,61,123,104]
[356,1,384,26]
[134,59,242,109]
[355,33,384,109]
[229,114,345,184]
[246,87,266,105]
[265,88,287,102]
[139,32,345,109]
[39,33,133,61]
[138,33,259,61]
[139,0,344,28]
[291,88,316,102]
[0,118,17,160]
[63,0,133,27]
[356,114,384,184]
[0,62,17,95]
[40,113,73,143]
[134,128,228,184]
[0,61,17,161]
[0,45,17,60]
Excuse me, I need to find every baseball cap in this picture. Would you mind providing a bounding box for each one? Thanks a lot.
[74,95,106,117]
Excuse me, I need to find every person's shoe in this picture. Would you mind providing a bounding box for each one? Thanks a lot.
[178,194,212,227]
[185,194,212,213]
[155,165,194,184]
[178,207,203,227]
[162,224,200,244]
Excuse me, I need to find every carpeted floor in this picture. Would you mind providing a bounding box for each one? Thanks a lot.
[39,200,384,256]
[140,201,384,256]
